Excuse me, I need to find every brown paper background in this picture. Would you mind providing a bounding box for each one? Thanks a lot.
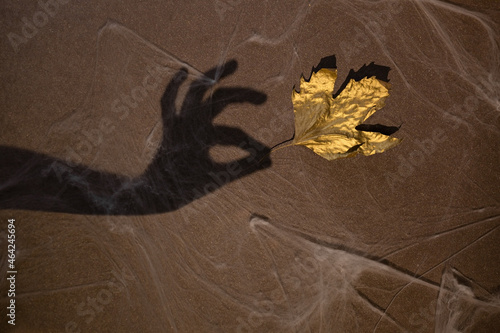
[1,1,499,332]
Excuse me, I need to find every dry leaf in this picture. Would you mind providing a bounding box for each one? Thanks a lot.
[292,67,401,160]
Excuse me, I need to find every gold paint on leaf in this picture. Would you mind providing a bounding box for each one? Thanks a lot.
[291,68,401,160]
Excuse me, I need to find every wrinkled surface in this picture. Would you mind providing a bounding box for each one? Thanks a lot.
[292,68,401,160]
[0,0,500,332]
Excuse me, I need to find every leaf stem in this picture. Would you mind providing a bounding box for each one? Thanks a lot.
[269,138,295,152]
[270,142,295,154]
[253,138,295,166]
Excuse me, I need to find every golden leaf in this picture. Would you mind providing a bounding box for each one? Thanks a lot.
[291,67,401,160]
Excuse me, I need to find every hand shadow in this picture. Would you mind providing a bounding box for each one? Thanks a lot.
[0,60,271,215]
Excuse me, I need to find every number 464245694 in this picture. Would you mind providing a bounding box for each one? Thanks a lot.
[7,219,15,269]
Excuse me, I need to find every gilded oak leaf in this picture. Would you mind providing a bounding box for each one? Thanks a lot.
[292,67,401,160]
